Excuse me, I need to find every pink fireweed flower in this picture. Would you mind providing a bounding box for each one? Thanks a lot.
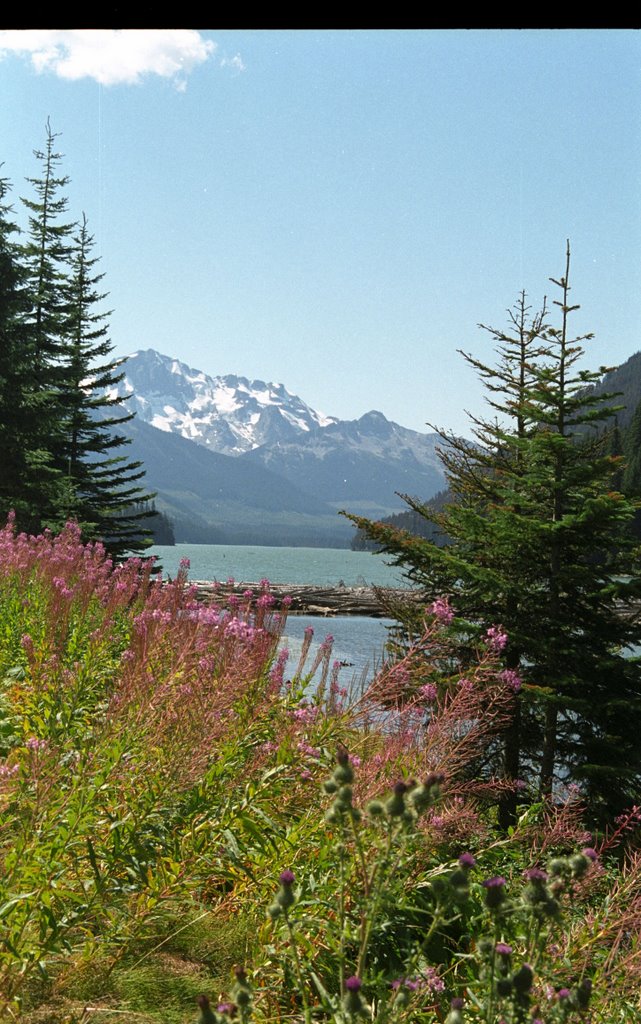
[292,705,319,724]
[26,737,47,752]
[429,597,454,624]
[297,741,321,758]
[270,648,289,686]
[499,668,522,692]
[485,625,508,652]
[179,557,191,569]
[418,683,438,702]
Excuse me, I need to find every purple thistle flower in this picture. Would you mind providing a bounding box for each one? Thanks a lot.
[557,988,571,999]
[279,869,295,885]
[582,847,598,861]
[482,875,507,888]
[495,942,512,956]
[345,976,362,992]
[451,997,464,1010]
[524,867,548,882]
[459,852,476,868]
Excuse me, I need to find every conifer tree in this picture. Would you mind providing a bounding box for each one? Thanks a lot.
[58,214,154,557]
[345,245,641,824]
[18,120,76,530]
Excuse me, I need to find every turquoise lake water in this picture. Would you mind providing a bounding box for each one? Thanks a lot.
[145,542,407,588]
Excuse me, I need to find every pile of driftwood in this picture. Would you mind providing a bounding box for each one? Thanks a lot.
[190,581,422,618]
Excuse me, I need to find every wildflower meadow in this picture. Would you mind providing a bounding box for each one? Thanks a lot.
[0,516,640,1023]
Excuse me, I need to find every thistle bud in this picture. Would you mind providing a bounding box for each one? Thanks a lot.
[197,995,218,1024]
[385,781,408,817]
[512,963,533,994]
[482,875,507,910]
[232,966,251,1009]
[276,869,296,910]
[343,975,366,1016]
[445,996,465,1024]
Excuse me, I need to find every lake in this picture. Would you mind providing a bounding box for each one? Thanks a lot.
[146,543,410,686]
[146,542,407,588]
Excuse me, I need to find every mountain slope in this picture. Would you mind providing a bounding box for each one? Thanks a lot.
[582,349,641,430]
[121,416,353,546]
[243,410,445,516]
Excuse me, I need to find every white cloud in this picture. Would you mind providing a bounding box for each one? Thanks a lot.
[220,53,246,74]
[0,29,216,87]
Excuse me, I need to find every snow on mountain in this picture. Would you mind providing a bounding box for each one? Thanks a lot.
[113,349,337,456]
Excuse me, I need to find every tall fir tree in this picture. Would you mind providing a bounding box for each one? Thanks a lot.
[58,213,154,557]
[345,245,641,825]
[18,119,76,530]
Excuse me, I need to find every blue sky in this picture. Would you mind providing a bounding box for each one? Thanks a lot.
[1,28,640,435]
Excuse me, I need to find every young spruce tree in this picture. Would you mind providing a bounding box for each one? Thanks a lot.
[345,245,641,826]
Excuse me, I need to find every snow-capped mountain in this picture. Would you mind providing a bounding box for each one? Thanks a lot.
[110,348,448,543]
[113,349,337,456]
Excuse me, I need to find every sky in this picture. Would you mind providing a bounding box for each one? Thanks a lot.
[1,28,641,436]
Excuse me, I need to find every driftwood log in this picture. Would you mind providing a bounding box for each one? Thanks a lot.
[187,582,641,623]
[190,581,423,618]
